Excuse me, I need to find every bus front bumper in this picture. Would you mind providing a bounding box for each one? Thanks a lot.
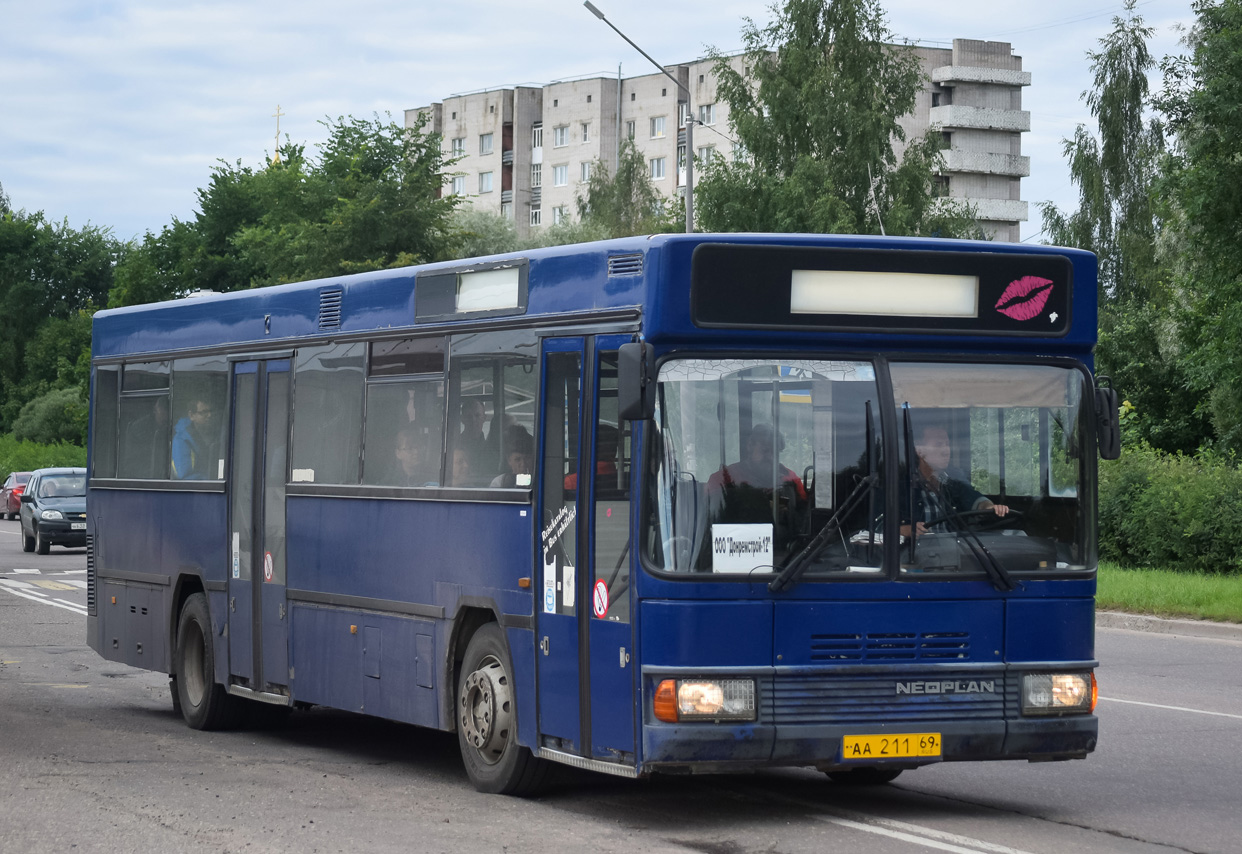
[640,715,1097,774]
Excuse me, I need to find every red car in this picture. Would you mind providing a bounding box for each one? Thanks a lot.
[3,472,32,520]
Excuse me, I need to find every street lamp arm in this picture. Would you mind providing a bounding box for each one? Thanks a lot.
[582,2,689,99]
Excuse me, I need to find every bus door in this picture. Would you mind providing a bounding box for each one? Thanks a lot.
[227,359,291,695]
[537,337,635,764]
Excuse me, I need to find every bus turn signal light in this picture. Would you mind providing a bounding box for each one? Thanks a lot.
[654,680,678,722]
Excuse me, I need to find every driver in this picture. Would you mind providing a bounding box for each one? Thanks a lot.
[904,423,1008,538]
[708,423,807,501]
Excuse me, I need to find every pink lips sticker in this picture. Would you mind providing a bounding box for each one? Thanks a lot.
[995,276,1054,321]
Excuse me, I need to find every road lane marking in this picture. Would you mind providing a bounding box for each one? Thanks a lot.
[12,568,41,574]
[0,582,86,615]
[1099,696,1242,720]
[31,580,76,590]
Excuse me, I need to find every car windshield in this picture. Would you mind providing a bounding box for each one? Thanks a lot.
[643,358,1093,581]
[38,475,86,498]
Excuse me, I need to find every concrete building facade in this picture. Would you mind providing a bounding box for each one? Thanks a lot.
[407,38,1029,242]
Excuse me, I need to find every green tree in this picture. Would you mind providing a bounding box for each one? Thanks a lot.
[576,139,679,237]
[0,181,9,214]
[696,0,978,236]
[447,208,521,259]
[1157,0,1242,453]
[11,387,88,445]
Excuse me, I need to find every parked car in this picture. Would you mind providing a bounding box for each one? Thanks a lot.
[2,471,31,520]
[19,468,87,554]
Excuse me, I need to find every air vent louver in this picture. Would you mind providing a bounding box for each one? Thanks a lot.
[608,253,643,276]
[318,288,343,330]
[86,534,96,616]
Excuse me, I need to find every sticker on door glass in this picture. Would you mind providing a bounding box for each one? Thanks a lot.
[232,532,241,579]
[711,523,774,573]
[561,564,575,609]
[543,554,557,614]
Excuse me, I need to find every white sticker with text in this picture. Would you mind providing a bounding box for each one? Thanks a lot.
[710,524,774,573]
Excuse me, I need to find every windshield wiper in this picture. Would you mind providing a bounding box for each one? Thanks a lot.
[941,504,1017,592]
[769,472,878,593]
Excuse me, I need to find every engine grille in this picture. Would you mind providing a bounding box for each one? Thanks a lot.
[809,631,971,662]
[767,668,1009,725]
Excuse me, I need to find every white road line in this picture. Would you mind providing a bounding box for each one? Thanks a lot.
[53,598,86,610]
[0,584,86,615]
[12,568,41,574]
[816,814,1034,854]
[1099,696,1242,720]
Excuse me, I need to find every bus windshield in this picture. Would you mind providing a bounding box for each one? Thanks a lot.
[644,358,1092,579]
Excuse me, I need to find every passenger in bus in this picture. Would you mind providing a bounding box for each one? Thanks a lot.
[491,427,534,488]
[902,423,1009,538]
[563,424,620,490]
[172,397,215,480]
[450,446,490,487]
[395,429,433,487]
[707,423,807,500]
[457,398,492,468]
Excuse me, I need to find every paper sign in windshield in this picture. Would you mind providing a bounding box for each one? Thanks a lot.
[711,524,774,573]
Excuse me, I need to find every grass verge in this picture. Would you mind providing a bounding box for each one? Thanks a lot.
[1097,562,1242,624]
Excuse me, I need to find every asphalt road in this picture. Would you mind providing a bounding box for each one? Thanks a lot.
[2,515,1240,854]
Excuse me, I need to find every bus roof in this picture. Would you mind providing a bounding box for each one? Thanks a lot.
[91,233,1098,360]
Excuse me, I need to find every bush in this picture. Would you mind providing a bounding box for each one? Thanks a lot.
[1099,442,1242,574]
[11,387,87,445]
[0,433,87,482]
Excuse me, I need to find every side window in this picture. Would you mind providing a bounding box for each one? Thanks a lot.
[91,365,119,478]
[446,331,538,488]
[593,352,631,623]
[362,337,447,487]
[170,356,228,480]
[291,343,365,484]
[116,361,170,480]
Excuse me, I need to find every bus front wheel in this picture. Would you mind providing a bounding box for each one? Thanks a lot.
[456,623,549,795]
[175,593,243,730]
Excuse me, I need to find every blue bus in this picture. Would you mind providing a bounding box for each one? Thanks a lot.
[86,233,1116,793]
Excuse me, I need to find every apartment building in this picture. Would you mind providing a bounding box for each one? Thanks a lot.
[407,38,1029,242]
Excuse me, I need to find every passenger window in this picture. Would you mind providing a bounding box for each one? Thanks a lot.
[446,332,537,488]
[291,343,365,484]
[170,356,228,481]
[362,379,445,487]
[117,394,171,479]
[594,352,631,623]
[92,365,119,478]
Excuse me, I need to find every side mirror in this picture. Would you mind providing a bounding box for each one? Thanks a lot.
[618,342,656,421]
[1095,377,1121,461]
[20,492,34,504]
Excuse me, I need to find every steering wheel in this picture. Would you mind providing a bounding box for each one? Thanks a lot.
[924,508,1023,532]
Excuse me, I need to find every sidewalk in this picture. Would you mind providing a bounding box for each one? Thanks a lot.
[1096,610,1242,642]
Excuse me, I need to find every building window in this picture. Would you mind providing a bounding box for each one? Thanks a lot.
[587,94,593,103]
[553,125,569,147]
[933,175,951,197]
[553,164,568,186]
[478,171,493,194]
[532,126,543,148]
[479,133,494,155]
[650,116,665,139]
[697,145,716,162]
[679,103,690,127]
[553,205,567,225]
[451,137,465,156]
[531,163,542,188]
[931,92,941,108]
[625,120,635,140]
[530,207,542,226]
[733,142,749,162]
[580,161,592,182]
[451,175,466,195]
[942,131,953,147]
[501,202,513,220]
[630,92,635,101]
[650,157,666,180]
[698,103,716,125]
[451,111,457,119]
[581,122,590,143]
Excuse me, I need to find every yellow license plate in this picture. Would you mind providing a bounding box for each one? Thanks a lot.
[841,733,942,760]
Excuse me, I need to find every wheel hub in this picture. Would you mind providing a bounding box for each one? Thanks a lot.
[459,655,513,764]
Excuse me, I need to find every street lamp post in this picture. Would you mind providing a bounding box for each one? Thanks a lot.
[583,0,694,233]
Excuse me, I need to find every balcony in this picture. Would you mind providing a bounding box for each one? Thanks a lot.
[939,197,1029,223]
[931,66,1032,87]
[930,105,1030,133]
[502,149,514,165]
[941,150,1030,177]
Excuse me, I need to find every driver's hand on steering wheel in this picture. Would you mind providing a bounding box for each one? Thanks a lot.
[983,501,1010,516]
[900,522,929,538]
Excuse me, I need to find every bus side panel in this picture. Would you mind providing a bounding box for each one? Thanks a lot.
[1005,598,1096,662]
[505,627,539,750]
[89,489,227,672]
[285,497,533,604]
[288,603,438,726]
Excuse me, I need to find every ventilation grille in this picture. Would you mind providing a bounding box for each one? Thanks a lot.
[768,668,1008,725]
[607,253,643,277]
[809,631,971,662]
[86,534,96,616]
[318,288,343,330]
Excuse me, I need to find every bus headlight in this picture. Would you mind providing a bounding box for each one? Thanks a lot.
[654,678,757,722]
[1022,672,1096,715]
[40,509,64,521]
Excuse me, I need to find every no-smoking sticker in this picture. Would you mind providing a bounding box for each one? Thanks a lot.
[592,579,609,618]
[263,551,274,582]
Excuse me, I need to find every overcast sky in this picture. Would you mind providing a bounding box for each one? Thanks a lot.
[0,0,1193,245]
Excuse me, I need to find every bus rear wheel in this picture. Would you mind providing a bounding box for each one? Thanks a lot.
[826,767,904,785]
[175,593,243,730]
[456,623,549,795]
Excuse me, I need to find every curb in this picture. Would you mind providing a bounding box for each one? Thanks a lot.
[1096,610,1242,642]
